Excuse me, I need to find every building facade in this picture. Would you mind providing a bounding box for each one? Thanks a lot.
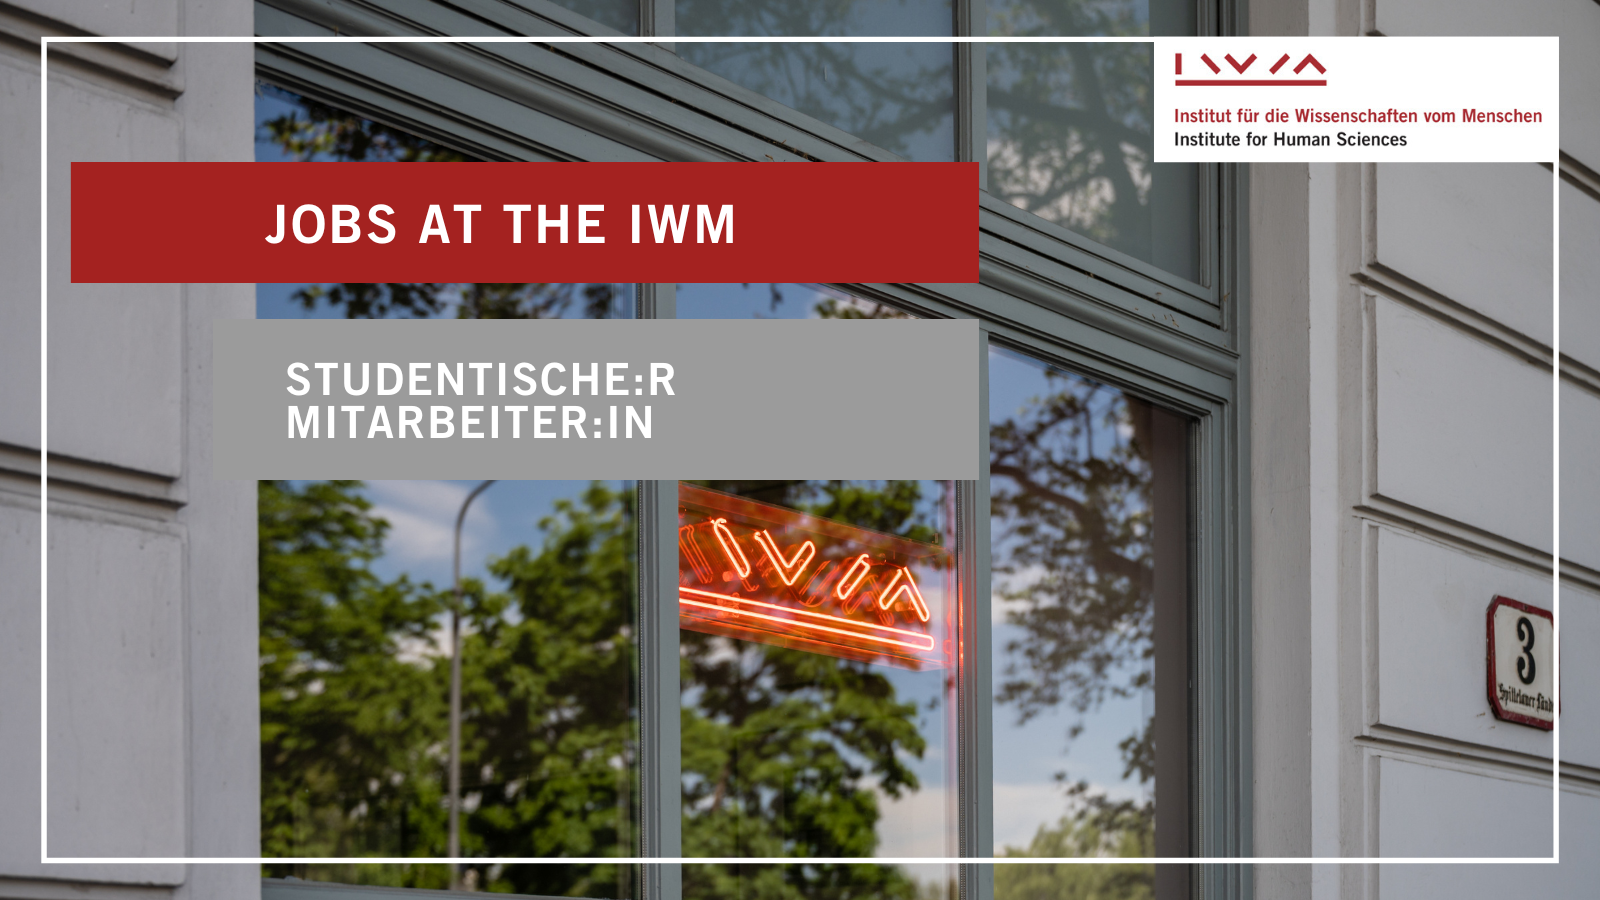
[0,0,1595,898]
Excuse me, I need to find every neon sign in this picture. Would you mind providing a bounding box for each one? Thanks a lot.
[678,484,952,669]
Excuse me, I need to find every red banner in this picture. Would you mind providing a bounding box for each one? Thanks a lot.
[70,161,975,284]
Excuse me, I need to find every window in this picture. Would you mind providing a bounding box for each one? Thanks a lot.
[675,479,959,897]
[987,0,1204,281]
[988,349,1190,899]
[677,0,957,162]
[252,1,1249,896]
[255,89,641,896]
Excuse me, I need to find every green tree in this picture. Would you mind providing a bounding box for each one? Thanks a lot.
[454,483,639,898]
[994,810,1153,900]
[260,479,937,898]
[680,480,941,900]
[258,91,946,895]
[258,480,451,888]
[260,84,470,163]
[259,481,639,894]
[674,0,954,161]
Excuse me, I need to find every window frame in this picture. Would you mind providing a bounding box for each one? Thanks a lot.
[251,1,1253,896]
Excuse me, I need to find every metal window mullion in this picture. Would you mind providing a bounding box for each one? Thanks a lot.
[957,327,993,900]
[637,283,680,900]
[641,0,673,52]
[956,0,987,187]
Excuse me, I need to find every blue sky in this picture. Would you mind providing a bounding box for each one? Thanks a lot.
[357,480,620,590]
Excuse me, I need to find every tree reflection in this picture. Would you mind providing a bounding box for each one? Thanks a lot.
[990,365,1157,867]
[256,86,1167,891]
[259,84,470,163]
[258,85,626,321]
[996,812,1154,900]
[987,0,1156,257]
[259,481,449,882]
[677,0,954,161]
[258,481,640,895]
[682,480,942,900]
[287,281,626,321]
[258,478,940,898]
[986,0,1201,280]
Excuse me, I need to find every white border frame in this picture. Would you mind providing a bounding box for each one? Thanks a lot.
[38,33,1562,868]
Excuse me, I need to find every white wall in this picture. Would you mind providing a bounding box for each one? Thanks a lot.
[0,2,258,898]
[1251,0,1600,897]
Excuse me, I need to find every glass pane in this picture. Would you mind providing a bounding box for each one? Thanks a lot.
[987,0,1202,281]
[259,480,639,895]
[254,85,634,323]
[256,87,639,897]
[554,0,638,34]
[988,347,1189,897]
[676,289,945,899]
[679,480,958,899]
[678,0,955,161]
[677,282,913,320]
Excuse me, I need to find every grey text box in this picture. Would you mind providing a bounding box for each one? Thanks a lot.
[214,319,978,480]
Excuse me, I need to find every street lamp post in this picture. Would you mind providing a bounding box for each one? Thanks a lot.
[449,479,495,891]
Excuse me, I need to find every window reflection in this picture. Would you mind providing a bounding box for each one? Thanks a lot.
[678,0,955,161]
[255,87,639,897]
[254,85,633,323]
[258,479,639,896]
[680,481,958,900]
[552,0,638,34]
[988,347,1188,897]
[676,283,913,320]
[987,0,1202,281]
[676,293,952,897]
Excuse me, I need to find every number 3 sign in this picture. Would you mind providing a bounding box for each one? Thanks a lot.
[1487,595,1556,730]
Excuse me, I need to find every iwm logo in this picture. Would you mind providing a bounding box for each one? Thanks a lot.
[1175,52,1327,86]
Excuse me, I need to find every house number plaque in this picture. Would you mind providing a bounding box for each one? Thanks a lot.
[1486,595,1555,731]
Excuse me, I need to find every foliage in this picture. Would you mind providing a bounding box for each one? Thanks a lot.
[986,1,1170,262]
[680,641,924,900]
[258,85,625,322]
[455,483,639,898]
[811,295,915,320]
[258,481,639,894]
[259,83,469,163]
[260,479,938,898]
[680,480,941,900]
[287,281,627,322]
[675,0,953,160]
[991,375,1154,727]
[258,480,451,887]
[994,811,1154,900]
[989,369,1158,841]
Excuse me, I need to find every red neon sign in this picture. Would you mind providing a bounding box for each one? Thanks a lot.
[678,484,952,669]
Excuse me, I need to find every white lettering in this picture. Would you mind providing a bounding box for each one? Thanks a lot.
[293,204,325,243]
[288,405,318,439]
[286,362,310,396]
[651,362,676,396]
[367,204,395,243]
[420,204,450,243]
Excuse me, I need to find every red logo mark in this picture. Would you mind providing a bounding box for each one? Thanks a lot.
[1225,53,1257,73]
[1175,50,1327,86]
[1293,53,1326,74]
[677,484,951,669]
